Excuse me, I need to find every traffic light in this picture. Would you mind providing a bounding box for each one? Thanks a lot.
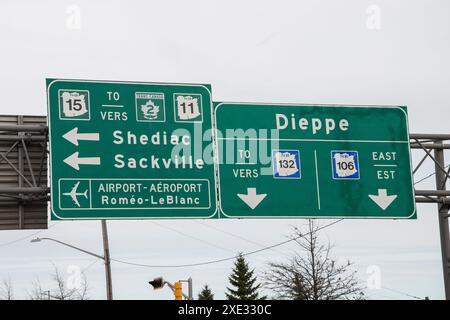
[174,281,183,300]
[149,277,164,290]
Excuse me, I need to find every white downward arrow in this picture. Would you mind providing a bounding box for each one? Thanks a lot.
[63,127,100,146]
[368,189,398,210]
[237,188,267,210]
[64,152,101,170]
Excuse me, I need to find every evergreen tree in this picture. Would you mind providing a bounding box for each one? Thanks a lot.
[197,284,214,300]
[226,253,265,300]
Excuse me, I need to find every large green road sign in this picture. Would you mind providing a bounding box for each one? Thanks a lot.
[47,79,217,219]
[215,103,416,219]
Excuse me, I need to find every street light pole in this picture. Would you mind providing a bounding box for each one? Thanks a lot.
[30,237,103,259]
[31,228,114,300]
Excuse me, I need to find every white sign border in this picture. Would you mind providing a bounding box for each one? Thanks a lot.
[214,102,417,220]
[47,79,218,220]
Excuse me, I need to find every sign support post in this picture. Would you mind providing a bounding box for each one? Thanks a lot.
[434,145,450,299]
[101,219,113,300]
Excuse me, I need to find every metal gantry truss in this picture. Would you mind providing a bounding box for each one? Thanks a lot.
[410,133,450,299]
[411,133,450,206]
[0,116,49,230]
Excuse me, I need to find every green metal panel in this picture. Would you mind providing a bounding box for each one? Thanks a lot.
[215,102,416,219]
[47,79,217,220]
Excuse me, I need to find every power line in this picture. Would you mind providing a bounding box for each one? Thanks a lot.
[194,220,289,255]
[118,220,423,300]
[110,219,344,268]
[380,285,424,300]
[366,291,400,300]
[150,221,236,253]
[81,259,101,273]
[3,220,422,300]
[0,222,60,248]
[414,164,449,185]
[357,279,423,300]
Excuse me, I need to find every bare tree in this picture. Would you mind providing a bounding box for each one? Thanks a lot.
[263,220,364,300]
[76,274,89,300]
[28,266,89,300]
[28,278,48,300]
[0,277,14,300]
[52,267,88,300]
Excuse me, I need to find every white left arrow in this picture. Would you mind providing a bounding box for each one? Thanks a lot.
[237,188,267,210]
[64,152,101,170]
[368,189,398,210]
[63,127,100,146]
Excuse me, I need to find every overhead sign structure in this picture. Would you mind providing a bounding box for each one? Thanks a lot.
[47,79,217,220]
[0,115,48,230]
[215,103,416,219]
[47,79,416,220]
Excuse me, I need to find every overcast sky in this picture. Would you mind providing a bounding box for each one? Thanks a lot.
[0,0,449,300]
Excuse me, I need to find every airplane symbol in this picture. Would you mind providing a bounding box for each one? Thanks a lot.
[62,181,88,207]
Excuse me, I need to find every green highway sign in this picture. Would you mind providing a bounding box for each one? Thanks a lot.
[47,79,217,220]
[46,79,417,220]
[215,103,416,219]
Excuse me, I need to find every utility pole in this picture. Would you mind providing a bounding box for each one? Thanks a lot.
[31,236,113,300]
[102,220,113,300]
[187,277,193,300]
[434,144,450,299]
